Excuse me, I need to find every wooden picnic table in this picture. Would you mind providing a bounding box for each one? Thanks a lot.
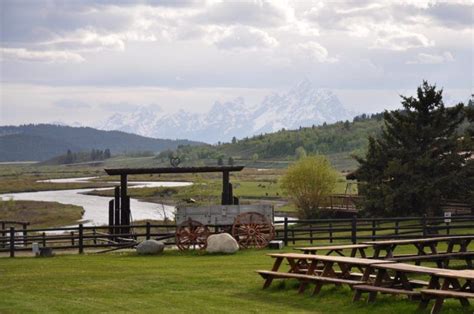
[257,253,394,296]
[362,235,474,267]
[295,244,371,258]
[353,263,443,303]
[418,269,474,313]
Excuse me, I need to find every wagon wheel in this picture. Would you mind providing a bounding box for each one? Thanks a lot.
[231,212,275,249]
[175,218,210,251]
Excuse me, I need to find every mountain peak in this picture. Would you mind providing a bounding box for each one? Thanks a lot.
[99,80,356,143]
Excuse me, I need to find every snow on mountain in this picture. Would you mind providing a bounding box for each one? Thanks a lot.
[99,80,356,143]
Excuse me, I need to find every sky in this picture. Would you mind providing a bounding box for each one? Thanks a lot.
[0,0,473,126]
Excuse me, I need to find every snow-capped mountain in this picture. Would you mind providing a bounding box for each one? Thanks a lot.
[98,79,356,143]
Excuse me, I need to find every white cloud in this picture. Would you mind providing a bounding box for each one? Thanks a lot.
[210,26,278,50]
[296,41,337,63]
[0,47,84,63]
[407,51,455,64]
[370,24,434,51]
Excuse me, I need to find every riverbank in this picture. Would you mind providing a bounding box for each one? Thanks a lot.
[0,199,84,228]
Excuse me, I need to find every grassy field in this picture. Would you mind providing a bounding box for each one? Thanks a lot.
[0,199,84,228]
[0,247,470,313]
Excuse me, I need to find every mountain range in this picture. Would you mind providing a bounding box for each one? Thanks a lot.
[0,124,201,162]
[99,79,356,143]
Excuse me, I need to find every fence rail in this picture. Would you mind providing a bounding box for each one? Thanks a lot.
[1,215,473,257]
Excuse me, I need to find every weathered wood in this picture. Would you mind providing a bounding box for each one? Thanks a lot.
[78,224,84,254]
[9,227,14,258]
[104,166,244,175]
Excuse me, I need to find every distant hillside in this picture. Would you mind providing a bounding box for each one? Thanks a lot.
[0,124,202,161]
[162,113,385,164]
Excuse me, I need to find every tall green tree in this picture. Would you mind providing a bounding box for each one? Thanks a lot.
[355,82,468,217]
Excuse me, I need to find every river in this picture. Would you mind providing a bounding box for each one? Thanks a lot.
[0,177,192,226]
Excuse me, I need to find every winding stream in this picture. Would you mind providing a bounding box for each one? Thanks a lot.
[0,177,192,226]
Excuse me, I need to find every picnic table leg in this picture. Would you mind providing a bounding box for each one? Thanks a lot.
[298,259,318,294]
[312,261,334,296]
[359,248,367,258]
[368,269,386,303]
[353,266,373,302]
[430,277,452,314]
[263,257,283,289]
[449,278,470,308]
[350,248,357,257]
[418,275,440,310]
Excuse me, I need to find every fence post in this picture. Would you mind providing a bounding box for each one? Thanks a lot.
[146,222,151,240]
[446,221,450,235]
[1,222,5,248]
[283,217,288,246]
[329,223,333,243]
[309,224,313,244]
[371,219,376,241]
[9,227,15,258]
[93,228,97,245]
[351,216,357,244]
[42,232,46,247]
[22,223,27,247]
[422,215,427,237]
[395,220,399,236]
[71,231,75,246]
[78,224,84,254]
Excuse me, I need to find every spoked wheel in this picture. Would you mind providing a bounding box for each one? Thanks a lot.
[175,218,210,251]
[231,212,275,249]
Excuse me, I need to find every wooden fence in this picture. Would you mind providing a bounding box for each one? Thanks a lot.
[1,215,473,257]
[274,215,474,245]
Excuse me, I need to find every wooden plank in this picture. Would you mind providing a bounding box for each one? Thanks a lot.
[371,263,445,275]
[267,253,394,265]
[421,289,474,299]
[104,166,245,175]
[295,244,371,251]
[353,284,420,296]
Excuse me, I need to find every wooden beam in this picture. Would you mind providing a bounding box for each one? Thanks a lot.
[104,166,244,176]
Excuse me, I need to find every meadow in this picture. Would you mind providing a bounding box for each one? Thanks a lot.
[0,246,470,313]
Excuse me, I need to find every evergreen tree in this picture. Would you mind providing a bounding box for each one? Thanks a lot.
[355,82,467,217]
[104,148,111,159]
[65,149,73,164]
[228,156,234,166]
[217,156,224,166]
[231,136,237,144]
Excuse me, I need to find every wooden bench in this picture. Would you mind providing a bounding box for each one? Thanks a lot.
[257,270,362,292]
[259,253,394,295]
[390,252,474,268]
[352,263,443,303]
[418,270,474,314]
[295,244,370,258]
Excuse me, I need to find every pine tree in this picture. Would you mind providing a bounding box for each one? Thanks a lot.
[355,82,467,217]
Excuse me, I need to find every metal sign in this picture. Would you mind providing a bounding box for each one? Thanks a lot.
[444,212,452,223]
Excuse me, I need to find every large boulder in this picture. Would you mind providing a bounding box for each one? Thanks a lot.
[136,240,165,255]
[206,233,239,254]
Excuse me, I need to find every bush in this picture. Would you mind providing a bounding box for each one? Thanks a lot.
[280,156,338,218]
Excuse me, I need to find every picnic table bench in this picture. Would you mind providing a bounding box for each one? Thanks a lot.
[295,244,370,258]
[419,269,474,314]
[257,253,394,296]
[363,235,474,268]
[353,263,443,302]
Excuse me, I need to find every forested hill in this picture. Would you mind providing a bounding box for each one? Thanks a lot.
[167,113,385,162]
[0,124,202,161]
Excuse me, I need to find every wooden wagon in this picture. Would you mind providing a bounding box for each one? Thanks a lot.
[175,205,275,250]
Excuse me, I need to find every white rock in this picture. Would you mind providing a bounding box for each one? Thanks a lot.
[136,240,165,255]
[206,233,239,254]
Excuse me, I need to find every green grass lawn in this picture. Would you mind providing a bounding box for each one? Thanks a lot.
[0,248,470,313]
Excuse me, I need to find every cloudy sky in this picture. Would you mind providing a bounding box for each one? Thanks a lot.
[0,0,472,126]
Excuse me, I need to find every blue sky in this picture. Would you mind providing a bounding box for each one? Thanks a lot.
[1,0,472,125]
